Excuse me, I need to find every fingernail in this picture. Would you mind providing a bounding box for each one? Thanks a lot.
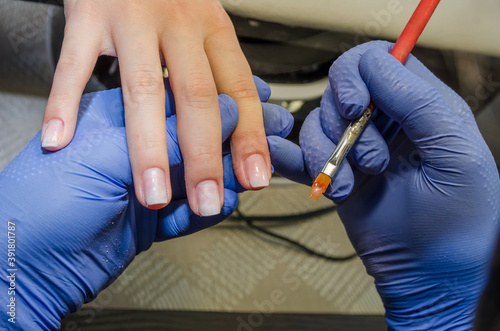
[142,168,169,206]
[245,154,270,188]
[196,180,221,217]
[41,119,63,148]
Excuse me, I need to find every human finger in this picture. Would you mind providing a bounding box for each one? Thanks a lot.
[115,27,170,210]
[205,16,271,190]
[168,96,239,200]
[162,33,223,217]
[41,13,102,150]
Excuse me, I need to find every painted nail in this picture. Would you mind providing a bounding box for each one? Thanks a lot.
[41,119,63,148]
[245,154,270,188]
[142,168,169,206]
[196,180,221,217]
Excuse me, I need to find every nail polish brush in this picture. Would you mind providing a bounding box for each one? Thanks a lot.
[310,0,441,201]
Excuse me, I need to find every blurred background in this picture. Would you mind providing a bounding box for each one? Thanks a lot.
[1,0,500,329]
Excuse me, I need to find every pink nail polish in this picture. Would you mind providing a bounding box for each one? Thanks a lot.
[142,168,169,206]
[41,119,63,148]
[196,180,221,217]
[245,154,270,188]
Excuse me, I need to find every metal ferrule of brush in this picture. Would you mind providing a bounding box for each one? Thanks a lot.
[321,108,373,178]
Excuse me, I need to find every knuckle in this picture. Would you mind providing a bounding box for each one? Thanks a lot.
[188,151,222,168]
[125,66,163,101]
[116,1,142,17]
[181,73,217,107]
[204,5,235,42]
[136,133,165,152]
[67,1,103,25]
[210,8,232,32]
[232,129,267,148]
[226,78,259,101]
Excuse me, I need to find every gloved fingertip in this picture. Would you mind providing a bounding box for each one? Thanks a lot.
[324,80,369,120]
[281,110,294,138]
[357,152,390,175]
[253,75,271,102]
[370,153,390,175]
[268,135,311,185]
[221,189,239,215]
[358,48,409,92]
[156,200,190,241]
[328,41,395,120]
[323,162,354,202]
[218,93,238,113]
[325,183,351,202]
[336,93,371,120]
[156,195,234,241]
[274,105,294,138]
[223,155,245,193]
[360,47,400,69]
[262,103,294,138]
[349,123,391,175]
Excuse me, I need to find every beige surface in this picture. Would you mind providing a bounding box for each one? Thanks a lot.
[221,0,500,57]
[85,181,384,314]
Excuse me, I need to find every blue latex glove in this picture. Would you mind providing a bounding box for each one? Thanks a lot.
[269,41,500,329]
[0,77,293,330]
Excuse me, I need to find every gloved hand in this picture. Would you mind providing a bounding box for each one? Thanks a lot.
[0,77,293,330]
[269,41,500,329]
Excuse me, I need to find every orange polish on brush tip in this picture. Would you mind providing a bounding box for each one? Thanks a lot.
[309,173,331,202]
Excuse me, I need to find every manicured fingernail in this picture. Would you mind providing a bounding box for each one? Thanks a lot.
[245,154,270,188]
[41,119,63,148]
[142,168,169,206]
[196,180,220,217]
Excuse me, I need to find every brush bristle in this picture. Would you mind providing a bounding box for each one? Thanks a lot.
[309,173,331,202]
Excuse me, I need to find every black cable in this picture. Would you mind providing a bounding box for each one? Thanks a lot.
[233,208,357,262]
[229,205,337,222]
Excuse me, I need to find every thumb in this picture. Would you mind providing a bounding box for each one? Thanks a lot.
[359,48,477,171]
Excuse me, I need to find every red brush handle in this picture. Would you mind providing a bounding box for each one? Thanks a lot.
[390,0,441,63]
[365,0,441,112]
